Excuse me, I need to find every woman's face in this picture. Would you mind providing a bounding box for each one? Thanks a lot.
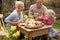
[17,5,24,11]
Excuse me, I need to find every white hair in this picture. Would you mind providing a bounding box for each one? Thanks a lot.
[15,1,24,8]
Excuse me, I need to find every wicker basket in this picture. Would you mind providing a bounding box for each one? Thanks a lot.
[25,21,43,29]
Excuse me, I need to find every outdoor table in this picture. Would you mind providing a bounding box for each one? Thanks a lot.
[18,25,51,40]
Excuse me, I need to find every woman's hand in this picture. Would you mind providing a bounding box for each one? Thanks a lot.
[10,21,21,26]
[10,22,17,26]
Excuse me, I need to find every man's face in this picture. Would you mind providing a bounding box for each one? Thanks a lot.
[36,0,42,8]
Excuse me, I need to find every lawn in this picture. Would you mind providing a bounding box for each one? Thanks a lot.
[53,19,60,29]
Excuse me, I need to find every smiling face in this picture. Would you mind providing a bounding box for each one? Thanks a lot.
[36,0,42,8]
[17,5,24,12]
[45,11,52,18]
[44,12,49,17]
[15,1,24,12]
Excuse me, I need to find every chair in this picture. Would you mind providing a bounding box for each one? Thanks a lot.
[0,14,5,28]
[0,14,8,40]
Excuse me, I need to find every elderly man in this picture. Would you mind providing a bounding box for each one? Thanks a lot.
[29,0,47,40]
[29,0,47,18]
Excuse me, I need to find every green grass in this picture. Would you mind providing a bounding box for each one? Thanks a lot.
[53,24,60,29]
[56,19,60,22]
[53,19,60,29]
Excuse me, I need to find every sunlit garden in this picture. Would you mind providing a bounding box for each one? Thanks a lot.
[0,0,60,40]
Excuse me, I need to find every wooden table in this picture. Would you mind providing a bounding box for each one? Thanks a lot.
[18,25,51,40]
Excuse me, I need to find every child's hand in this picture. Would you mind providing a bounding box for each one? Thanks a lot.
[44,16,48,20]
[37,16,44,21]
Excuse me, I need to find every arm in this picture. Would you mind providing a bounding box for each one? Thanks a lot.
[5,10,19,25]
[28,5,34,18]
[42,5,47,16]
[46,18,54,25]
[35,16,44,21]
[43,5,47,13]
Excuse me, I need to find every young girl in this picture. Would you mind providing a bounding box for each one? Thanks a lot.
[44,9,55,25]
[36,9,55,25]
[36,9,57,40]
[44,9,57,38]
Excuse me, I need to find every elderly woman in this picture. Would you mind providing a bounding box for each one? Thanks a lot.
[5,1,24,26]
[5,1,24,40]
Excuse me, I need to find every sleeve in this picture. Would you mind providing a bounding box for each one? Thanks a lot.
[43,5,47,13]
[28,5,34,18]
[5,11,15,23]
[37,17,44,21]
[46,19,54,25]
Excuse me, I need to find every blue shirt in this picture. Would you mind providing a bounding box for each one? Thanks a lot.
[5,9,23,23]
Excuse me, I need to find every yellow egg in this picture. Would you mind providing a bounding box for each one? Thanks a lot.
[24,15,28,19]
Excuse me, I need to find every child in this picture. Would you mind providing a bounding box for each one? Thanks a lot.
[44,9,55,25]
[45,9,57,38]
[41,9,57,40]
[36,9,55,25]
[36,9,57,40]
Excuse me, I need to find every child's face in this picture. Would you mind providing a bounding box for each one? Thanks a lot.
[44,12,51,18]
[44,12,49,17]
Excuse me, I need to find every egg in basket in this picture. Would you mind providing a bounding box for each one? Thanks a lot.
[25,18,44,29]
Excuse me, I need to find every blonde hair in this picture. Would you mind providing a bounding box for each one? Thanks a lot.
[46,9,56,22]
[47,9,55,16]
[15,1,24,8]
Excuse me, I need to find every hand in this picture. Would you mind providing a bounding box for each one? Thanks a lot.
[44,17,48,20]
[10,21,21,26]
[16,21,20,24]
[33,13,38,18]
[10,22,17,26]
[35,17,39,21]
[16,21,21,26]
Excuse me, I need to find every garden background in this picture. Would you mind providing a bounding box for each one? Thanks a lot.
[0,0,60,40]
